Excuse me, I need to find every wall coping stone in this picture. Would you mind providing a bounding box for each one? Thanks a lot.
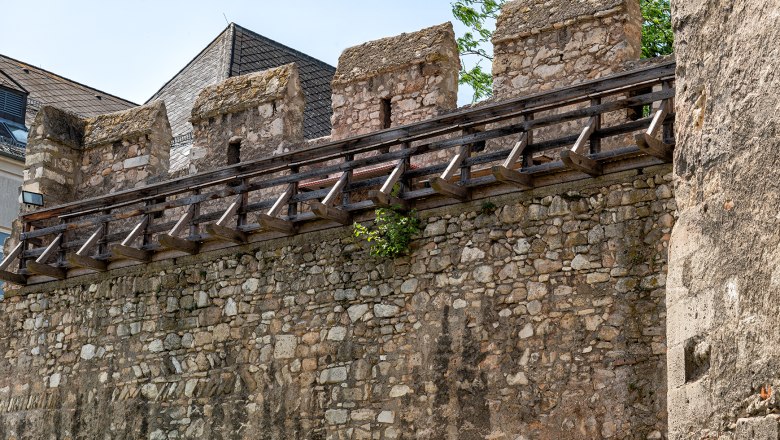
[190,63,300,124]
[32,105,86,149]
[332,22,459,85]
[493,0,629,44]
[83,100,169,148]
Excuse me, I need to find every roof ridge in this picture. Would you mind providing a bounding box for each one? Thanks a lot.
[0,53,137,107]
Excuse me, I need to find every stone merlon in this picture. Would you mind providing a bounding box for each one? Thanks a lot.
[493,0,632,43]
[31,105,86,149]
[332,22,460,85]
[83,100,170,148]
[190,63,302,124]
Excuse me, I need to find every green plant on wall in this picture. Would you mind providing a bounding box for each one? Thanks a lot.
[353,202,421,258]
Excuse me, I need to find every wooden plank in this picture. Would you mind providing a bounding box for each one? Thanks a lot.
[26,261,66,280]
[635,132,673,162]
[205,223,247,244]
[0,270,26,285]
[430,177,469,201]
[0,242,23,271]
[66,253,107,271]
[22,62,675,223]
[368,190,410,210]
[111,244,152,262]
[491,166,534,189]
[310,201,351,225]
[560,150,603,176]
[257,214,296,234]
[159,234,200,255]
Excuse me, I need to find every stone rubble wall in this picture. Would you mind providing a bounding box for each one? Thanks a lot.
[667,0,780,438]
[0,165,673,439]
[189,63,305,174]
[330,23,460,140]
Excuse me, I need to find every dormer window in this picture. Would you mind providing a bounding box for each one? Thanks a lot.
[0,85,26,125]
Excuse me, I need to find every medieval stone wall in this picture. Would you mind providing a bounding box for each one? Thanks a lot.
[666,0,780,438]
[0,165,673,439]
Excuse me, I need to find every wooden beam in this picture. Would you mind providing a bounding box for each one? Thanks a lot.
[0,270,26,285]
[310,201,351,225]
[647,100,670,137]
[321,173,348,206]
[216,195,242,227]
[368,190,409,210]
[159,234,200,255]
[110,244,152,262]
[0,242,23,271]
[491,165,534,189]
[205,223,247,244]
[378,160,406,194]
[441,145,469,181]
[169,205,194,237]
[430,177,469,201]
[257,214,296,233]
[27,261,66,280]
[501,134,529,169]
[560,150,603,176]
[635,132,673,162]
[36,234,62,264]
[66,253,107,271]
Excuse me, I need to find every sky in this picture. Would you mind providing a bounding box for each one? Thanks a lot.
[0,1,490,106]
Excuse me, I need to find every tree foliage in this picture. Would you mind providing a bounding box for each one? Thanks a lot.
[640,0,674,58]
[353,205,421,258]
[452,0,674,102]
[451,0,504,102]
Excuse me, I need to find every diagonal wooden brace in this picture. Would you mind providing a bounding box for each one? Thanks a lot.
[635,100,673,161]
[561,117,602,176]
[258,185,296,233]
[0,242,26,285]
[206,195,247,244]
[111,215,152,262]
[66,225,107,271]
[369,160,409,210]
[27,234,66,279]
[312,173,351,224]
[430,145,469,201]
[492,133,534,189]
[159,205,200,254]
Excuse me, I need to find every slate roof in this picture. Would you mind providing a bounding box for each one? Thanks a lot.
[230,25,335,140]
[0,54,137,123]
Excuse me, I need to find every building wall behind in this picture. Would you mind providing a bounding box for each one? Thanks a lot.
[0,166,673,439]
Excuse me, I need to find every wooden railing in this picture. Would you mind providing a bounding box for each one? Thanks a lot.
[0,61,676,286]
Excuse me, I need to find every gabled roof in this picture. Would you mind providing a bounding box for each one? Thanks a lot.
[0,53,137,123]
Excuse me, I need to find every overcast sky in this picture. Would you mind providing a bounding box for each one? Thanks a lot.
[0,1,488,106]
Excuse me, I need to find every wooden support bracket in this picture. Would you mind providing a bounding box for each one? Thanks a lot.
[66,225,107,271]
[206,195,247,244]
[312,173,351,224]
[369,160,409,210]
[430,145,470,201]
[635,100,673,161]
[561,116,603,177]
[492,133,534,189]
[0,242,26,285]
[110,216,152,262]
[159,206,200,254]
[257,185,296,233]
[27,234,66,279]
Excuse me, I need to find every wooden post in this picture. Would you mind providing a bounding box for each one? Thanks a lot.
[590,97,602,154]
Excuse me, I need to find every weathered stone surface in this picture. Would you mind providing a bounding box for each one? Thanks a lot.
[667,1,780,438]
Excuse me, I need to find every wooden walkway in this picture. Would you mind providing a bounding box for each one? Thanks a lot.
[0,61,676,287]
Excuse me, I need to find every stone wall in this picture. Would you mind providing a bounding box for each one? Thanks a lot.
[189,64,304,174]
[0,165,673,439]
[492,0,641,98]
[666,1,780,438]
[330,23,459,140]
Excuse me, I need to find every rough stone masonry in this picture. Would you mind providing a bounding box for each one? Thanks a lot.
[0,167,673,439]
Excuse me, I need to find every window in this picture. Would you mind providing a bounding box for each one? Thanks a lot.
[227,139,241,165]
[0,86,26,125]
[0,232,9,298]
[380,98,392,129]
